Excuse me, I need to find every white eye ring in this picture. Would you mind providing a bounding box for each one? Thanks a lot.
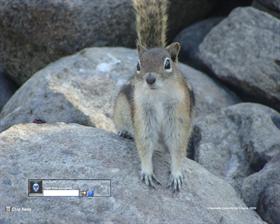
[136,60,141,74]
[164,58,172,72]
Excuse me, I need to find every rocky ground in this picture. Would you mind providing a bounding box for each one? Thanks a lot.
[0,123,265,224]
[0,0,279,223]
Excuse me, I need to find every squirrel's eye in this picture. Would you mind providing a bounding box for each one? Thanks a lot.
[136,61,141,73]
[164,58,172,72]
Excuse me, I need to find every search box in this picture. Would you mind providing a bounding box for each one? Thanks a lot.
[43,189,79,197]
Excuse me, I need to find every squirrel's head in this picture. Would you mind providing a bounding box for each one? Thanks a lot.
[135,42,181,90]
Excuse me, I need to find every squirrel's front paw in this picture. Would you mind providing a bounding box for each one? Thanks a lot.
[167,173,183,192]
[141,171,161,189]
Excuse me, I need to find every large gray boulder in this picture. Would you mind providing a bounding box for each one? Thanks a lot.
[198,7,280,111]
[0,47,239,133]
[242,154,280,224]
[0,123,265,224]
[175,17,223,71]
[0,0,217,85]
[192,103,280,192]
[179,64,240,119]
[0,0,135,85]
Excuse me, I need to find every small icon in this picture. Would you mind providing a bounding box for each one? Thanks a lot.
[29,180,43,195]
[87,190,94,198]
[33,183,40,192]
[80,191,87,197]
[5,206,11,212]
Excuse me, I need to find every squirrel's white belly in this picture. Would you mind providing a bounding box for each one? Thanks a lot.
[135,87,180,133]
[150,94,166,123]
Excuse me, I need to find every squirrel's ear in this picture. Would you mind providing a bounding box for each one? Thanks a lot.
[166,42,181,62]
[136,42,146,56]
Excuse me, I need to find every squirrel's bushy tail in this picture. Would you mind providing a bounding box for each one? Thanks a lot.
[133,0,168,48]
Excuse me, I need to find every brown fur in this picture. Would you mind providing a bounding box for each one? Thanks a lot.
[113,1,194,192]
[133,0,168,48]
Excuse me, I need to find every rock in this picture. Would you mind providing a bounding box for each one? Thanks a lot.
[0,47,239,133]
[0,0,135,85]
[257,184,280,224]
[256,0,280,12]
[179,64,240,118]
[168,0,218,40]
[192,103,280,192]
[242,154,280,224]
[0,47,135,133]
[252,0,280,19]
[0,0,217,85]
[0,123,265,224]
[198,7,280,112]
[0,69,17,110]
[174,17,223,71]
[241,153,280,206]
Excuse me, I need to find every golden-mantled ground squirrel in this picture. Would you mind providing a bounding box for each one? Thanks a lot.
[113,0,194,192]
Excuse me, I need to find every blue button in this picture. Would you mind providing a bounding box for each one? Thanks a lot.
[87,190,94,198]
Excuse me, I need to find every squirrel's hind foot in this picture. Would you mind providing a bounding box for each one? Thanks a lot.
[141,172,161,189]
[118,130,134,140]
[167,173,183,193]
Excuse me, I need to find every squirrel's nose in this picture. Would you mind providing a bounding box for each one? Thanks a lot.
[146,74,156,85]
